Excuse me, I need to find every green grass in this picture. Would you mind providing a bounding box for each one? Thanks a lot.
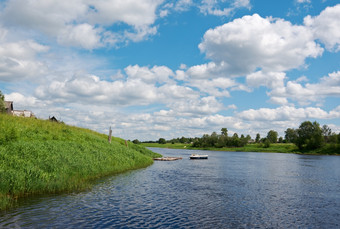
[0,114,161,210]
[142,142,339,155]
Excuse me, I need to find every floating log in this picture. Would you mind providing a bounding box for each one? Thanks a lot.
[153,157,183,161]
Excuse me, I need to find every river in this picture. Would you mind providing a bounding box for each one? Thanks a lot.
[1,148,339,228]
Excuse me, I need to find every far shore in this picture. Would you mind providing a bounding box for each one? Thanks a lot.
[141,143,340,155]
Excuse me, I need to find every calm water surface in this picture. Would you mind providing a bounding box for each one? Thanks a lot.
[1,149,339,228]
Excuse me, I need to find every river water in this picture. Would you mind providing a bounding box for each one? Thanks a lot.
[1,148,339,228]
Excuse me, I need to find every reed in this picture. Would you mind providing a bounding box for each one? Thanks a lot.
[0,114,161,210]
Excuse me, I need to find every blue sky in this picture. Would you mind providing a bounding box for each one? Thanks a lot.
[0,0,340,141]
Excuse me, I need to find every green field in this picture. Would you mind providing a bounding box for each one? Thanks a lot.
[142,142,339,155]
[0,114,161,210]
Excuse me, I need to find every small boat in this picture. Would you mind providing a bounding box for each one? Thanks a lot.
[190,154,208,159]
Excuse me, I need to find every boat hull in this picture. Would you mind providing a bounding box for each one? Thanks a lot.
[190,155,208,159]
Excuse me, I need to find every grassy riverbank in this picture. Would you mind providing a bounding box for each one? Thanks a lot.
[0,114,161,210]
[142,142,339,155]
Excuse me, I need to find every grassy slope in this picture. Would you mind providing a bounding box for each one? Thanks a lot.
[142,142,339,155]
[0,114,161,210]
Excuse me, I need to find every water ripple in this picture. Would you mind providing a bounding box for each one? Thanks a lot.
[1,149,339,228]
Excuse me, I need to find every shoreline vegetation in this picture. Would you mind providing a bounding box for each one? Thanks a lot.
[0,114,161,210]
[141,142,340,155]
[140,121,340,156]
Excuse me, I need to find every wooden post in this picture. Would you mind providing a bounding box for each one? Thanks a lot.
[108,127,112,144]
[125,140,128,147]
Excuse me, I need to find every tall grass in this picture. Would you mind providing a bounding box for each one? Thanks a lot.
[0,114,161,210]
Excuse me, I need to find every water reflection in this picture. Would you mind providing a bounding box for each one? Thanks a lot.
[1,149,339,228]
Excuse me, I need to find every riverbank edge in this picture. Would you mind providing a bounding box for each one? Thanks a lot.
[142,143,340,156]
[0,114,162,211]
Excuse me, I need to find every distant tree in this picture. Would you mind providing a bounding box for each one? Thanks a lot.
[285,128,298,143]
[229,133,240,147]
[179,136,187,144]
[216,135,226,148]
[267,130,278,143]
[132,139,140,144]
[158,138,166,144]
[263,138,271,148]
[296,121,324,150]
[210,132,219,147]
[322,125,332,143]
[239,134,248,147]
[0,90,6,113]
[278,136,283,143]
[255,133,261,143]
[221,128,228,136]
[328,133,338,144]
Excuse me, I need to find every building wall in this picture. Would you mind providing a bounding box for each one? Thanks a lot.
[12,110,33,118]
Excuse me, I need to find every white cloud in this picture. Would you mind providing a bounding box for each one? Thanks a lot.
[35,74,159,106]
[167,96,224,116]
[1,0,165,49]
[304,4,340,51]
[88,0,162,27]
[238,106,340,121]
[0,38,49,81]
[246,71,286,89]
[268,71,340,106]
[34,65,198,109]
[296,0,311,3]
[57,24,102,50]
[125,64,174,84]
[188,77,236,97]
[5,92,40,108]
[199,14,323,75]
[199,0,250,16]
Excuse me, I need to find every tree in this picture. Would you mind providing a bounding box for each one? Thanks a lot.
[158,138,166,144]
[221,128,228,136]
[179,136,187,143]
[132,139,140,144]
[263,138,271,148]
[296,121,324,150]
[0,90,6,113]
[267,130,278,143]
[229,133,240,147]
[255,133,261,143]
[285,128,298,143]
[322,125,332,143]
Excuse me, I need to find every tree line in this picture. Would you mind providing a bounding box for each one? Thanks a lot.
[139,120,340,152]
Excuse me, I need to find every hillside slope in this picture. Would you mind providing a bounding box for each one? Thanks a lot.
[0,114,161,210]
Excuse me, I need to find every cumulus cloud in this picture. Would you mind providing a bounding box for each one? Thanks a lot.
[199,14,323,75]
[304,4,340,51]
[125,65,174,84]
[268,71,340,106]
[199,0,250,16]
[5,92,40,108]
[1,0,165,49]
[0,37,49,81]
[34,65,198,109]
[188,77,236,97]
[238,106,340,121]
[35,74,159,106]
[166,96,224,117]
[246,71,286,89]
[57,24,102,50]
